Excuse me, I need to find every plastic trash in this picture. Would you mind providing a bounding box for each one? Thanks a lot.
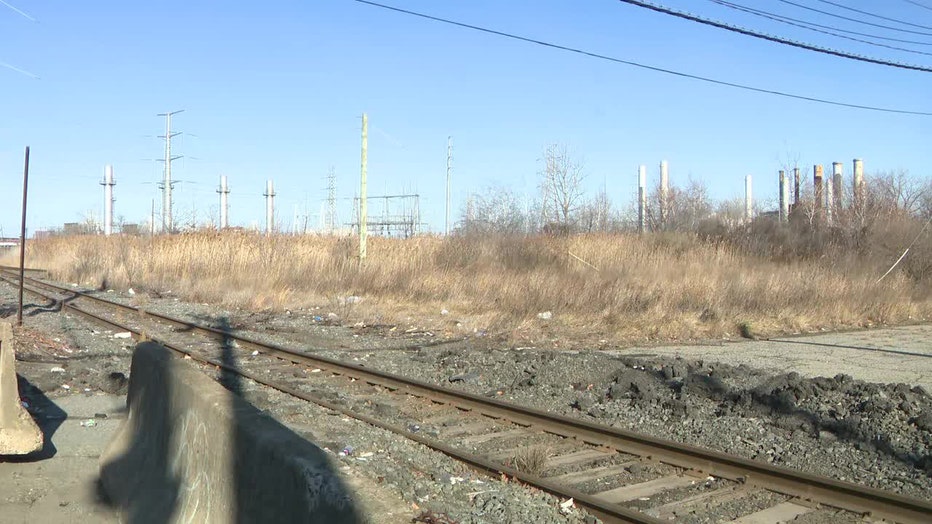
[537,311,552,320]
[80,419,97,428]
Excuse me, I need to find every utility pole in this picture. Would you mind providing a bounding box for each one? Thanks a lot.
[17,146,29,327]
[445,136,452,236]
[359,113,368,261]
[150,200,155,236]
[157,109,184,233]
[659,160,669,229]
[638,165,647,234]
[264,180,275,236]
[101,165,115,236]
[217,175,230,229]
[327,166,336,234]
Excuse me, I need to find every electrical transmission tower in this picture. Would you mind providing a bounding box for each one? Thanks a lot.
[157,109,184,233]
[327,166,336,234]
[100,165,115,236]
[264,180,276,235]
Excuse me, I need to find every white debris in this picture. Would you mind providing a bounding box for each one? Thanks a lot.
[61,384,71,390]
[50,367,66,374]
[537,311,552,320]
[127,288,136,296]
[559,498,575,514]
[345,296,362,304]
[310,368,322,373]
[250,350,259,356]
[113,332,132,339]
[440,309,449,315]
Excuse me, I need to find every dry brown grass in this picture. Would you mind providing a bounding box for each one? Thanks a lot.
[5,231,929,347]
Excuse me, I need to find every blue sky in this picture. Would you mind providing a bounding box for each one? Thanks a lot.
[1,0,930,235]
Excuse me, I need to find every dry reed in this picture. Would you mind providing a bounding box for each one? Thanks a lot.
[4,231,928,346]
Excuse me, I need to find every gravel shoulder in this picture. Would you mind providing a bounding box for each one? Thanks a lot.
[637,325,932,391]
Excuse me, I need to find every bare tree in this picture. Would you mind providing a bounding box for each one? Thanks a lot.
[646,177,714,232]
[578,188,615,233]
[867,169,926,217]
[539,144,585,231]
[457,186,536,236]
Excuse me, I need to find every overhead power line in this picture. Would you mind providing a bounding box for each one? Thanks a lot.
[812,0,932,31]
[775,0,932,37]
[351,0,932,116]
[903,0,932,13]
[616,0,932,72]
[711,0,932,47]
[708,0,932,57]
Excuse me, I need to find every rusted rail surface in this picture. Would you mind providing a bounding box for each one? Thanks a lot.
[3,271,931,524]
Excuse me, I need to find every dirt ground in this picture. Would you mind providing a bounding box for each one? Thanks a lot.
[1,281,930,523]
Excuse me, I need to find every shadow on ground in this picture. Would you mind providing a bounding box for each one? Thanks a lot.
[1,375,67,463]
[95,317,365,523]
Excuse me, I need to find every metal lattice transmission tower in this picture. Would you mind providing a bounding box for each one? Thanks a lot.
[100,165,115,236]
[327,166,337,234]
[263,180,276,235]
[351,193,422,238]
[157,109,184,233]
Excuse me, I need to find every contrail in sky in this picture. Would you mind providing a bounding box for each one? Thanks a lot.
[0,61,39,78]
[1,0,36,21]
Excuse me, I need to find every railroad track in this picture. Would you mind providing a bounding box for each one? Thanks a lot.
[3,271,930,524]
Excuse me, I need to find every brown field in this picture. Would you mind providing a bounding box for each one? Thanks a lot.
[3,231,928,347]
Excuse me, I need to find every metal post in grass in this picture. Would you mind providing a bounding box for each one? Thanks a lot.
[359,113,368,261]
[637,165,647,234]
[17,147,30,327]
[779,170,789,223]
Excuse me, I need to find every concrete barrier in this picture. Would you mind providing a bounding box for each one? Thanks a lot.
[0,321,43,455]
[100,342,363,523]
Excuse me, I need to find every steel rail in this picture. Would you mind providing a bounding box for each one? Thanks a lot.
[4,272,932,523]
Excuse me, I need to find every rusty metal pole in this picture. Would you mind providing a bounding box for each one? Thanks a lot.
[17,147,30,326]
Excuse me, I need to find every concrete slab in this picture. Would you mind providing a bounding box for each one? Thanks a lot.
[0,321,42,455]
[100,342,366,523]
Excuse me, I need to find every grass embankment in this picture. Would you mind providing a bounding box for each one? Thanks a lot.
[5,232,927,347]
